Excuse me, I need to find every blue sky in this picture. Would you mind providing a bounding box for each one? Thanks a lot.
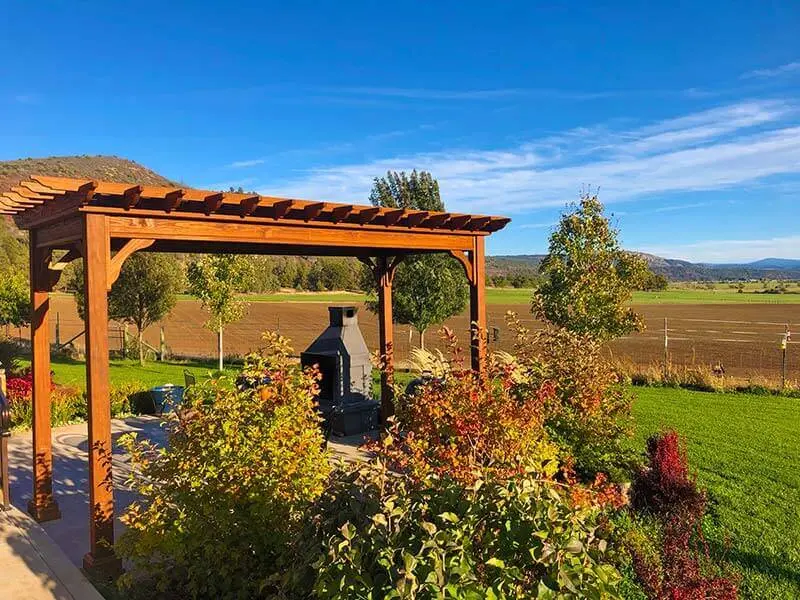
[1,1,799,261]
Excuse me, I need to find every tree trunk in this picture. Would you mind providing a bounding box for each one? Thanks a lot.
[218,326,224,372]
[137,327,144,366]
[419,328,425,350]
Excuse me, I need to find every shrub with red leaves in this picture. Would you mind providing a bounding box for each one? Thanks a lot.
[628,430,739,600]
[631,429,705,520]
[6,372,33,401]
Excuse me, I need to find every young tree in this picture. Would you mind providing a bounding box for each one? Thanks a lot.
[0,268,30,328]
[365,171,468,347]
[66,254,182,364]
[533,192,648,340]
[110,254,182,365]
[186,255,253,370]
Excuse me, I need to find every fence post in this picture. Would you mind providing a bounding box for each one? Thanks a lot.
[55,312,60,348]
[160,327,166,362]
[663,317,669,373]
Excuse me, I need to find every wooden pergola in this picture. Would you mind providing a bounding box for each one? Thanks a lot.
[1,175,509,574]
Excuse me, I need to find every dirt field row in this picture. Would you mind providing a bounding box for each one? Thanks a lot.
[17,297,799,384]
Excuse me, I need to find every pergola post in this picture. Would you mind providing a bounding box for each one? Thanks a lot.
[469,236,487,374]
[376,256,395,422]
[81,214,121,575]
[28,233,61,522]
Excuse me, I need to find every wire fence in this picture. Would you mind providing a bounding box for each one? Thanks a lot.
[8,300,796,384]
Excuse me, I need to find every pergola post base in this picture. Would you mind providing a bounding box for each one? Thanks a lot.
[27,498,61,523]
[83,551,123,580]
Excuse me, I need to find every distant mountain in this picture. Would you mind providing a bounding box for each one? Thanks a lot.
[488,253,800,282]
[740,258,800,270]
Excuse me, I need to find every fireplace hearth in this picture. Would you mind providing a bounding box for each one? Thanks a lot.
[300,306,379,435]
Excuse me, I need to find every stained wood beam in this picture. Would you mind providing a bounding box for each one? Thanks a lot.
[356,207,381,225]
[468,216,492,231]
[273,199,293,220]
[405,211,429,228]
[203,192,225,214]
[106,214,475,252]
[330,204,353,223]
[383,209,405,227]
[4,191,43,205]
[448,250,475,284]
[302,202,326,221]
[107,238,156,289]
[421,213,450,228]
[122,185,143,210]
[163,189,185,213]
[446,215,471,230]
[81,214,122,576]
[239,195,260,217]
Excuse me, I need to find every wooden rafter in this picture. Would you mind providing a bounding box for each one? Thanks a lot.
[239,195,260,217]
[383,209,405,226]
[331,204,353,223]
[356,207,381,225]
[4,176,510,235]
[122,185,143,210]
[303,202,326,221]
[163,189,185,212]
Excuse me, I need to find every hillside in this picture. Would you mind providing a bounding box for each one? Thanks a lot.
[0,155,175,193]
[489,254,800,282]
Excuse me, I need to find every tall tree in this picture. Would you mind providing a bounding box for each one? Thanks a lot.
[365,171,468,347]
[66,253,182,364]
[186,255,253,371]
[533,192,648,340]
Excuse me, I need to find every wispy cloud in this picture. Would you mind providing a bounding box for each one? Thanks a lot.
[639,235,800,263]
[265,99,800,214]
[518,222,556,229]
[740,61,800,80]
[318,86,615,101]
[229,158,266,168]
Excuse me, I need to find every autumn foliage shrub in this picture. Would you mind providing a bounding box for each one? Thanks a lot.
[627,431,738,600]
[382,327,560,484]
[116,333,330,599]
[505,313,638,481]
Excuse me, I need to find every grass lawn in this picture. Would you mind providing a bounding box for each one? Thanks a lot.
[632,386,800,599]
[24,355,226,390]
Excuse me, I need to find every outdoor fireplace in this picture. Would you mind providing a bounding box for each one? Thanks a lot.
[301,306,379,435]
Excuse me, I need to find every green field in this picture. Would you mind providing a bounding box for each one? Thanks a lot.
[632,387,800,599]
[215,288,800,305]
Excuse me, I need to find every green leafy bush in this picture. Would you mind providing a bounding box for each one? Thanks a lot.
[116,333,330,599]
[294,463,622,599]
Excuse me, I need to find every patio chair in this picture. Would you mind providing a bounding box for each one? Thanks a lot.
[183,369,197,388]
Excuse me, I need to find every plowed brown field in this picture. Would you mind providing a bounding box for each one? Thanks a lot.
[24,297,798,384]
